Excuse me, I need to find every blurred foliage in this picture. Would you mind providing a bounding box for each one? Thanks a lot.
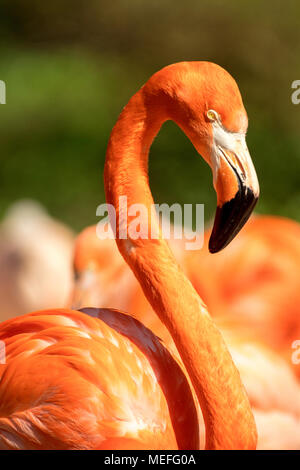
[0,0,300,230]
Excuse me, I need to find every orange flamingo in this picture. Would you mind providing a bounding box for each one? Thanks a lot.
[72,225,300,449]
[187,215,300,376]
[0,62,259,450]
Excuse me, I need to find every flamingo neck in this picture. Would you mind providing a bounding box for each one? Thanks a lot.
[104,88,257,450]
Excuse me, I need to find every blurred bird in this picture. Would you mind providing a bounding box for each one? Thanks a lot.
[187,215,300,377]
[72,222,180,347]
[0,200,74,321]
[220,321,300,450]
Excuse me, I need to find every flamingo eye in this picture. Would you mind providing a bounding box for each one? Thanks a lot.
[206,109,219,122]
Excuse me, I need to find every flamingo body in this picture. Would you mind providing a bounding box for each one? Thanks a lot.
[0,308,198,450]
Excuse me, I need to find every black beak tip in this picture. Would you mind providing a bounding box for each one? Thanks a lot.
[208,239,224,254]
[208,187,258,254]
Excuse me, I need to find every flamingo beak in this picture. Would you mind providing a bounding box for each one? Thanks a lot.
[209,138,259,253]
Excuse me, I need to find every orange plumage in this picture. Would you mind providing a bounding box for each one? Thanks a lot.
[0,62,261,450]
[72,220,300,449]
[0,308,198,449]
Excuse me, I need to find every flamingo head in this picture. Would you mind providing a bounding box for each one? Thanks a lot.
[72,224,129,310]
[147,61,260,253]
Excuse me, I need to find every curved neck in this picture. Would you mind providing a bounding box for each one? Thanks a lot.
[104,88,257,450]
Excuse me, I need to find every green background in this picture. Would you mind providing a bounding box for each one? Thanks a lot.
[0,1,299,230]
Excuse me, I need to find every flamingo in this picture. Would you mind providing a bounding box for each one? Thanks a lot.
[72,226,300,449]
[0,62,260,450]
[187,215,300,377]
[0,200,74,322]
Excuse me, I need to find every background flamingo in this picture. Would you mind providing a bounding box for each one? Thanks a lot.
[0,200,74,322]
[188,215,300,377]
